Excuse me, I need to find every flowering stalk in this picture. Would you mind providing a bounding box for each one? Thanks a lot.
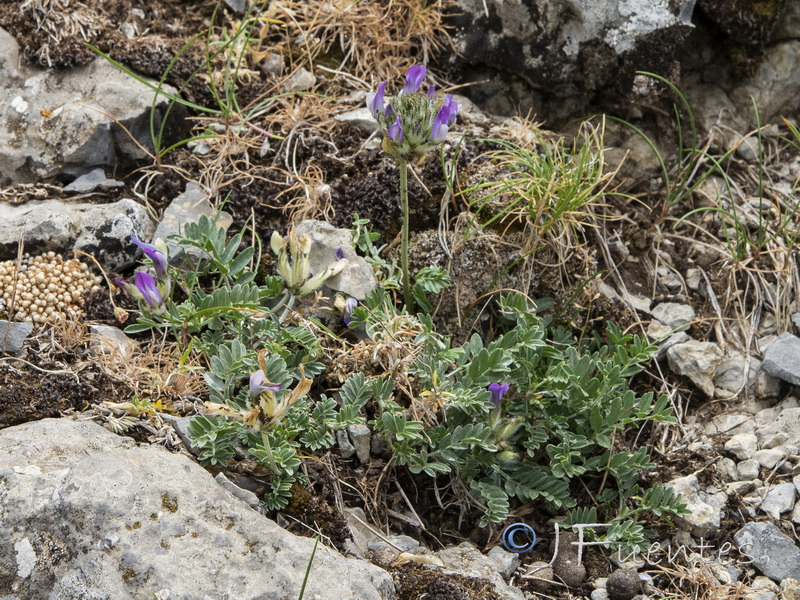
[366,64,460,309]
[399,161,412,308]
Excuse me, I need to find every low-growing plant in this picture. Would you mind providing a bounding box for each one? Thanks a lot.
[349,287,685,551]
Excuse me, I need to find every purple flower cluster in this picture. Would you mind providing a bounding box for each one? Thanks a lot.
[115,235,171,311]
[366,65,460,163]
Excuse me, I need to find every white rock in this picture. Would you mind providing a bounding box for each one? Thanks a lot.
[0,198,156,271]
[666,475,727,537]
[667,341,724,397]
[335,107,380,135]
[0,28,179,183]
[0,418,394,599]
[651,302,696,330]
[725,433,758,461]
[704,414,754,436]
[754,448,787,469]
[737,459,761,481]
[760,482,796,520]
[295,220,379,300]
[716,457,738,481]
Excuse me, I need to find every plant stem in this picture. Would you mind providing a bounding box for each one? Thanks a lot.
[399,160,413,310]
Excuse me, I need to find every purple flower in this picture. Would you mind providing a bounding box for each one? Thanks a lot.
[131,236,168,280]
[488,382,510,406]
[402,65,426,95]
[384,104,396,119]
[134,271,163,308]
[430,106,450,143]
[441,94,459,125]
[335,247,345,260]
[249,370,282,396]
[343,297,358,325]
[366,81,387,119]
[428,84,436,98]
[388,116,404,143]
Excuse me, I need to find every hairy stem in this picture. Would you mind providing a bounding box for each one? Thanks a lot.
[399,160,413,310]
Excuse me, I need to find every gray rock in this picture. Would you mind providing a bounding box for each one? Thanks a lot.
[714,351,760,398]
[88,325,137,359]
[345,507,382,557]
[716,457,738,481]
[727,480,758,496]
[762,332,800,385]
[734,521,800,582]
[214,471,261,508]
[724,433,758,461]
[159,414,196,454]
[337,429,356,459]
[592,590,611,600]
[285,67,316,92]
[686,268,702,291]
[704,414,754,436]
[436,542,525,600]
[760,482,796,520]
[738,459,761,481]
[449,0,694,120]
[667,341,725,397]
[335,107,380,135]
[0,418,394,599]
[150,182,232,264]
[651,302,695,330]
[369,535,420,554]
[666,474,727,537]
[0,198,156,271]
[0,320,33,353]
[753,448,787,469]
[295,220,379,300]
[487,545,519,579]
[793,501,800,525]
[347,424,372,463]
[646,321,690,360]
[223,0,249,12]
[0,28,182,183]
[63,168,124,193]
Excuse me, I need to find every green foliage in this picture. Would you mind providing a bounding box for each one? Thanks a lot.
[120,211,683,549]
[357,287,681,552]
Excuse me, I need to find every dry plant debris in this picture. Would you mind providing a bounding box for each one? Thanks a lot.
[0,252,101,324]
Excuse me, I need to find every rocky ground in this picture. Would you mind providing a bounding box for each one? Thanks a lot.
[3,1,800,599]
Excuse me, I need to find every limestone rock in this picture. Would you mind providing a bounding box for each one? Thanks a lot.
[666,340,724,397]
[435,542,525,600]
[666,474,727,537]
[0,198,155,271]
[63,168,124,193]
[88,325,137,360]
[724,433,758,461]
[760,482,796,520]
[448,0,695,120]
[295,220,379,300]
[0,418,394,600]
[762,332,800,385]
[0,320,33,353]
[0,28,182,183]
[734,521,800,583]
[651,302,695,330]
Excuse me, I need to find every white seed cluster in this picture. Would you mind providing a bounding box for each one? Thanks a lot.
[0,252,102,324]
